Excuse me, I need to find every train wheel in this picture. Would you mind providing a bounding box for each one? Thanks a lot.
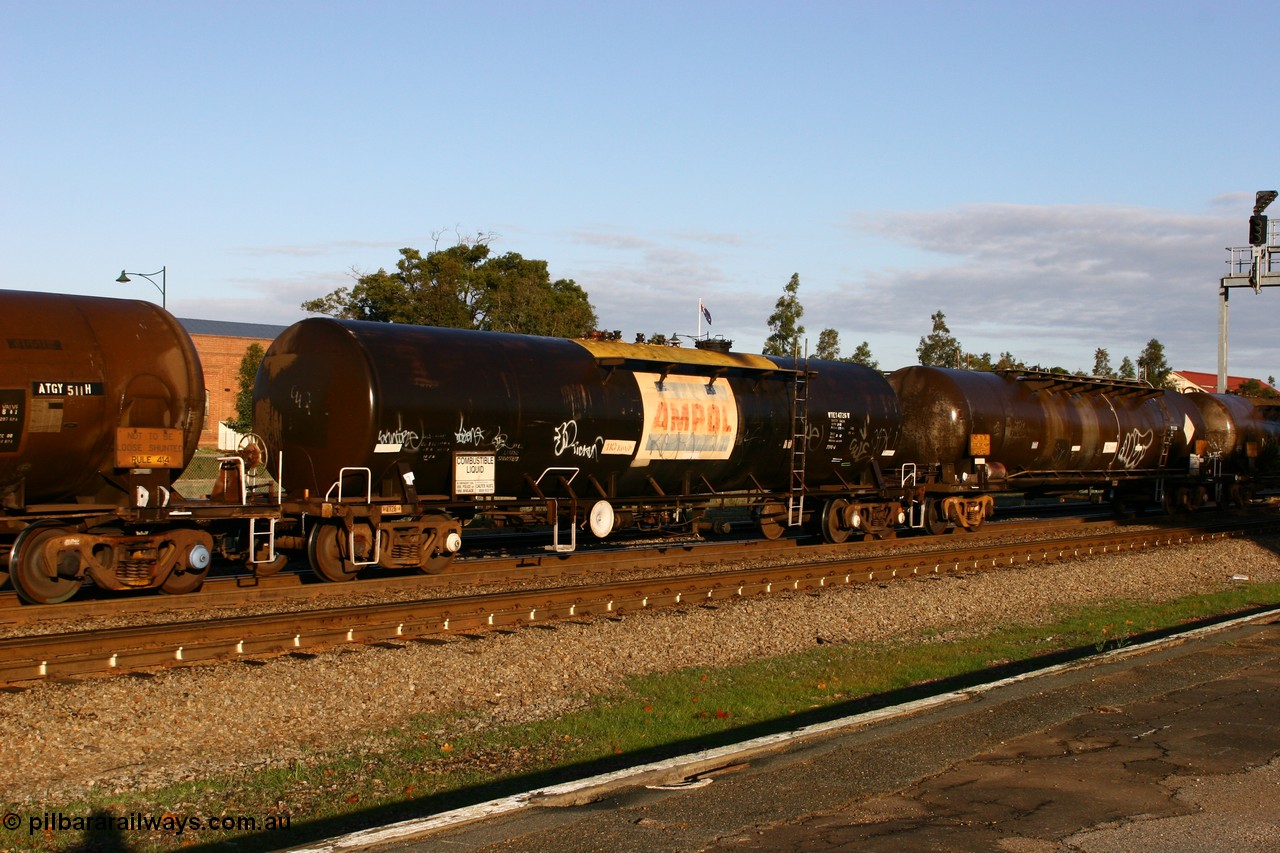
[819,499,852,544]
[419,516,461,574]
[160,564,208,595]
[1163,487,1190,515]
[423,551,454,574]
[10,524,83,605]
[161,535,212,595]
[253,553,289,576]
[923,500,949,535]
[755,501,788,541]
[307,524,359,582]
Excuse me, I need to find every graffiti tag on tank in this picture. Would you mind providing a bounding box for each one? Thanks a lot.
[633,373,737,465]
[1115,428,1153,469]
[454,415,487,446]
[846,416,890,465]
[377,427,422,452]
[554,419,604,459]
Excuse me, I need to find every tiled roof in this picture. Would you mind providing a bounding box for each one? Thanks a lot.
[1172,370,1269,394]
[178,318,289,340]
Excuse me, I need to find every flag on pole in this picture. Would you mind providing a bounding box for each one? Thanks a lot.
[701,302,712,324]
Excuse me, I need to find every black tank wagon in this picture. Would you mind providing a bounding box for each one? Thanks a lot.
[887,366,1280,530]
[253,318,906,579]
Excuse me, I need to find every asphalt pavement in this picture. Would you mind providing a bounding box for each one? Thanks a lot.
[360,610,1280,853]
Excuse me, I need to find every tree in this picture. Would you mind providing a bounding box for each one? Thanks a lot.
[1118,356,1137,380]
[1234,378,1280,399]
[963,352,995,370]
[225,343,265,433]
[994,351,1023,370]
[1137,338,1172,388]
[815,328,841,361]
[916,310,961,367]
[850,341,879,370]
[1092,348,1115,378]
[763,273,805,357]
[302,239,598,338]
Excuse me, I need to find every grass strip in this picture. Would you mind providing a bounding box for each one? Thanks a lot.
[6,582,1278,852]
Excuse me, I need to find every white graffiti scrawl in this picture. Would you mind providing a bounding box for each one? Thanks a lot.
[1116,428,1153,469]
[454,416,487,446]
[553,420,604,459]
[377,427,421,451]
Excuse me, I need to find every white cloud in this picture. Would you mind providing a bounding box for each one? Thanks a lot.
[820,201,1260,375]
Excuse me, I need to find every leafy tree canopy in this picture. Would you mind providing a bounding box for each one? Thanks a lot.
[1092,348,1116,378]
[1137,338,1172,388]
[301,237,597,338]
[763,273,805,357]
[916,310,961,367]
[850,340,879,370]
[225,342,265,433]
[815,328,841,361]
[1234,378,1280,398]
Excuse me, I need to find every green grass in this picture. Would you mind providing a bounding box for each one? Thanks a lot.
[5,582,1278,852]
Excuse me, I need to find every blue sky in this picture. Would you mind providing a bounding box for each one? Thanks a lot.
[3,0,1276,381]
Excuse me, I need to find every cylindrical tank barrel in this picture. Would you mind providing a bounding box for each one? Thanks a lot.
[1185,392,1280,474]
[254,319,901,503]
[888,367,1201,481]
[0,290,205,506]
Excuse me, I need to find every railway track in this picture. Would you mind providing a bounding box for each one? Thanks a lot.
[0,513,1121,627]
[2,516,1274,685]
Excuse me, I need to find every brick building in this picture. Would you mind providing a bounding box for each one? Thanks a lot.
[178,318,287,449]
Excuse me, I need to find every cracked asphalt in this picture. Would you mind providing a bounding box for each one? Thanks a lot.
[384,613,1280,853]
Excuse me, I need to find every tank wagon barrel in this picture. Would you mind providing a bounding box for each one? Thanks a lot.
[888,366,1280,530]
[0,290,279,603]
[253,318,905,579]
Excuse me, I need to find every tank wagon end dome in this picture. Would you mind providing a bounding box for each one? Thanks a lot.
[0,289,204,505]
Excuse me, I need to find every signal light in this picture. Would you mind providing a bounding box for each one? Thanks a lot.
[1249,214,1269,246]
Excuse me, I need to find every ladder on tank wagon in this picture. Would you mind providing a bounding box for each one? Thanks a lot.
[788,361,810,526]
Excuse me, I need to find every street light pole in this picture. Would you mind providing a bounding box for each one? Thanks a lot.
[116,266,167,309]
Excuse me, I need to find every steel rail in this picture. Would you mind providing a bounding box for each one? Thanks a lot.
[0,515,1116,626]
[1,520,1273,685]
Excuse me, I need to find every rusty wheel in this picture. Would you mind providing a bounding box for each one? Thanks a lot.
[420,516,459,574]
[755,500,788,541]
[922,499,949,535]
[819,499,852,544]
[159,564,208,595]
[160,533,212,595]
[307,523,359,582]
[253,553,289,576]
[423,551,454,574]
[10,523,83,605]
